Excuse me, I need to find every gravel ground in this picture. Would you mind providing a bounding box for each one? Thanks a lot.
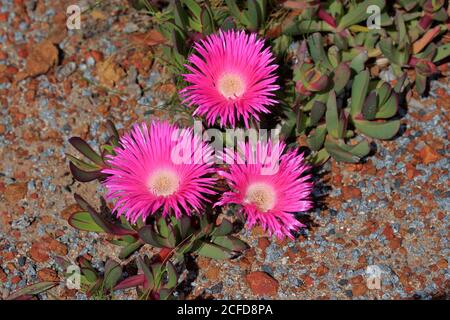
[0,0,448,300]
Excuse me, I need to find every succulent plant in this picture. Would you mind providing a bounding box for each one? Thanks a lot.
[286,33,403,164]
[128,1,449,165]
[59,119,248,300]
[282,0,450,96]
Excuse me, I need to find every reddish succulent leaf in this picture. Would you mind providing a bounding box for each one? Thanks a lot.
[69,137,104,166]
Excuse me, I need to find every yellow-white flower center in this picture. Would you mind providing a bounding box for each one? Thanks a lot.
[148,169,179,197]
[218,72,245,99]
[244,182,276,212]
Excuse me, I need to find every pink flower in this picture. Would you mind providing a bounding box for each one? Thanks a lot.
[216,140,313,239]
[102,121,216,222]
[180,30,279,128]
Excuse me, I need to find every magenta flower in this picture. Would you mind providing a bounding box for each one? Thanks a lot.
[102,121,216,222]
[180,30,279,127]
[216,140,313,239]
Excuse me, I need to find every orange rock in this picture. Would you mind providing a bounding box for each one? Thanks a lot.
[17,46,28,59]
[418,144,441,165]
[15,39,59,81]
[11,275,22,284]
[251,225,265,236]
[342,186,361,200]
[257,237,270,252]
[238,257,252,271]
[382,224,394,240]
[0,267,6,282]
[29,242,49,262]
[245,271,279,296]
[130,29,166,47]
[301,274,314,288]
[0,50,7,60]
[48,238,68,256]
[4,183,27,203]
[389,237,402,250]
[352,283,368,296]
[87,50,104,63]
[315,264,329,277]
[0,12,8,22]
[437,258,448,269]
[405,163,418,179]
[96,59,125,88]
[394,210,406,218]
[97,103,111,116]
[197,256,210,269]
[350,275,364,285]
[110,95,121,108]
[205,267,220,281]
[38,268,59,282]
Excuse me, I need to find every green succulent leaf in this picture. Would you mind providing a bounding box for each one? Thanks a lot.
[280,107,297,139]
[394,72,408,93]
[69,162,104,182]
[129,0,155,11]
[6,281,59,300]
[350,69,370,117]
[340,140,371,158]
[433,43,450,62]
[200,7,215,35]
[66,154,100,171]
[137,257,154,290]
[307,125,327,151]
[324,139,360,163]
[307,33,333,71]
[81,265,98,283]
[74,194,135,236]
[177,216,192,239]
[256,0,267,23]
[103,259,122,290]
[68,211,105,233]
[326,91,346,139]
[362,91,378,120]
[119,240,144,260]
[183,0,201,18]
[68,137,104,166]
[333,62,351,93]
[166,225,177,248]
[212,235,248,252]
[304,92,328,111]
[415,73,427,96]
[245,0,261,30]
[214,218,233,237]
[296,109,308,135]
[225,0,250,26]
[173,0,189,30]
[354,119,401,139]
[157,217,169,238]
[395,12,409,49]
[221,16,237,31]
[349,51,368,73]
[105,120,120,147]
[376,82,392,106]
[172,28,187,57]
[138,225,166,248]
[308,148,330,166]
[337,0,386,31]
[195,242,232,260]
[327,46,341,68]
[376,91,398,119]
[163,262,178,289]
[310,101,326,126]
